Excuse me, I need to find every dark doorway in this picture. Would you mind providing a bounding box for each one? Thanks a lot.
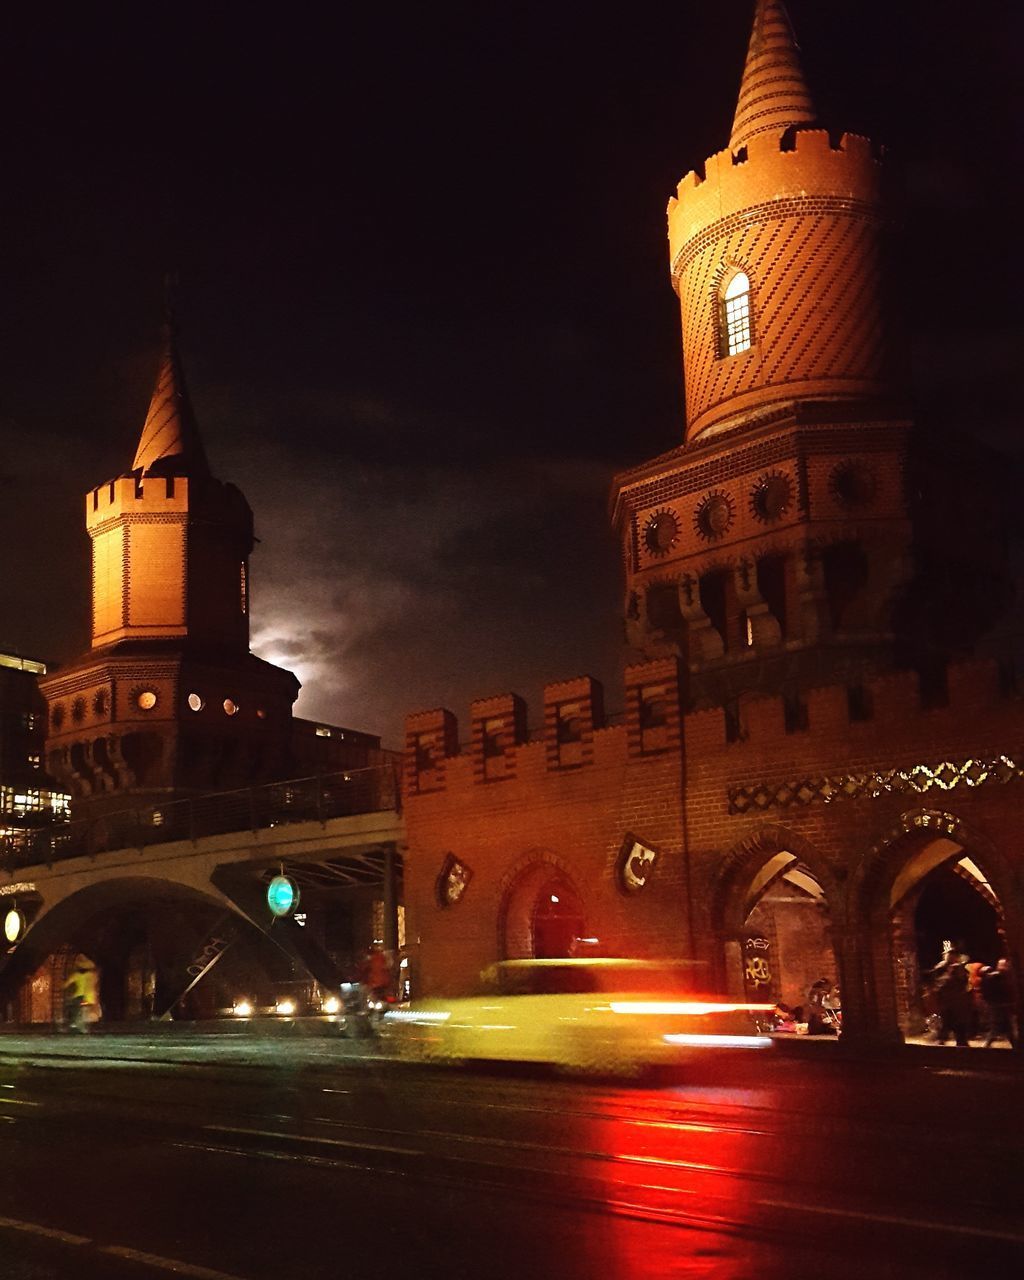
[914,866,1002,970]
[531,879,585,959]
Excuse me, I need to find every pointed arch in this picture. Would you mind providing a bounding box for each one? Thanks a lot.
[497,851,588,961]
[712,822,842,936]
[852,809,1022,1041]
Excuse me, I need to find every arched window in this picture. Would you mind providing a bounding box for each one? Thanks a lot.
[721,270,752,357]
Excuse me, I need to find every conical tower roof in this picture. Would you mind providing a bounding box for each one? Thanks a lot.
[131,327,210,475]
[729,0,816,151]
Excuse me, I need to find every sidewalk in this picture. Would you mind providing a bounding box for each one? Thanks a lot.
[0,1021,386,1071]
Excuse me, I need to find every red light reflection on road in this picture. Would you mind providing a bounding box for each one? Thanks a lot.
[564,1079,786,1279]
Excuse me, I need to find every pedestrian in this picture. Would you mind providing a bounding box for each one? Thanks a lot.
[63,956,101,1033]
[981,958,1018,1049]
[805,978,837,1036]
[932,949,972,1047]
[361,944,391,1001]
[966,959,986,1037]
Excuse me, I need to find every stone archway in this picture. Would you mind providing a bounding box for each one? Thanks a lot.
[2,877,252,1026]
[858,810,1020,1042]
[713,825,843,1022]
[498,855,587,961]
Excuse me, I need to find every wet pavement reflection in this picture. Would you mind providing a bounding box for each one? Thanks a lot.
[0,1039,1021,1278]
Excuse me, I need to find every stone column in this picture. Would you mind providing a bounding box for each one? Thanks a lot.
[733,557,782,649]
[796,542,830,644]
[831,924,903,1050]
[382,844,399,957]
[678,574,724,665]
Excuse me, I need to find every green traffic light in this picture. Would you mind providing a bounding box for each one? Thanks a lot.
[267,875,298,918]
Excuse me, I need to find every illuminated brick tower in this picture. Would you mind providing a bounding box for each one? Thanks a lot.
[612,0,914,712]
[41,326,301,810]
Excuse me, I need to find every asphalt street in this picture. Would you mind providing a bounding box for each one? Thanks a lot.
[0,1031,1020,1279]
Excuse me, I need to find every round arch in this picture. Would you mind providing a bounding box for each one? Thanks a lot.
[1,877,249,1027]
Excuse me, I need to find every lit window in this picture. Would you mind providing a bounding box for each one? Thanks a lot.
[240,563,248,615]
[223,698,239,716]
[187,693,205,712]
[722,271,752,356]
[137,691,158,711]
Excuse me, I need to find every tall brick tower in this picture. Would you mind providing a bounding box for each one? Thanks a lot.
[611,0,913,714]
[41,326,300,811]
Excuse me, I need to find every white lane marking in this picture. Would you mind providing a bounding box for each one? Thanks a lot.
[759,1198,1024,1246]
[0,1214,90,1246]
[0,1096,41,1107]
[0,1212,253,1277]
[320,1087,350,1094]
[204,1123,418,1158]
[101,1244,250,1279]
[171,1139,412,1178]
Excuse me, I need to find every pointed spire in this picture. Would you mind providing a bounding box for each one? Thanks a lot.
[729,0,816,151]
[131,321,210,476]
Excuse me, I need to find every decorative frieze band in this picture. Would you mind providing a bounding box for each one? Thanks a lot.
[728,754,1023,816]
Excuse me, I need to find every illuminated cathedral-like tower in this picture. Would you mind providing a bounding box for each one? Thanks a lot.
[612,0,913,711]
[41,326,302,810]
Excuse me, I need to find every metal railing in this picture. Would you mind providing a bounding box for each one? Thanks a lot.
[0,763,401,872]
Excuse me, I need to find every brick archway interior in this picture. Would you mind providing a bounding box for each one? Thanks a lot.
[500,863,585,960]
[887,836,1006,1036]
[740,855,836,1013]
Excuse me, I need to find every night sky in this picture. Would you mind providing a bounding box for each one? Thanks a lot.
[1,2,1021,746]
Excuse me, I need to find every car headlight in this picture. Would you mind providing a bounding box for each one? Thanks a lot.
[276,999,296,1017]
[233,1000,253,1018]
[322,996,341,1015]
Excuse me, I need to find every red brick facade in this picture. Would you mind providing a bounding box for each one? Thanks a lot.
[401,1,1024,1046]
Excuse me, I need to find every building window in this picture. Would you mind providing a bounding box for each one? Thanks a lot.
[240,563,248,615]
[223,698,239,717]
[187,693,205,712]
[137,690,158,711]
[721,270,752,357]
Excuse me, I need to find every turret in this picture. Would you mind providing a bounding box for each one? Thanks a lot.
[611,0,913,699]
[87,328,253,651]
[668,0,894,441]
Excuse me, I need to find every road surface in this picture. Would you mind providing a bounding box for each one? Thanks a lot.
[0,1031,1020,1278]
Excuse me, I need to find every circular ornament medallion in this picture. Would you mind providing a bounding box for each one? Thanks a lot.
[829,461,876,510]
[694,491,735,541]
[751,471,793,523]
[643,509,680,556]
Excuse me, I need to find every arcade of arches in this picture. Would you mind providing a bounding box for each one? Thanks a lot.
[721,819,1019,1042]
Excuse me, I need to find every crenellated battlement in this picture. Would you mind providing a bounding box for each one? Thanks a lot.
[683,658,1015,774]
[669,129,883,275]
[404,662,684,796]
[86,472,191,530]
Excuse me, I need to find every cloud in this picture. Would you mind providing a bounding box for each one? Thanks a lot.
[226,438,621,745]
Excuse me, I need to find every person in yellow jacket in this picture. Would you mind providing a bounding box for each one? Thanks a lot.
[63,957,101,1032]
